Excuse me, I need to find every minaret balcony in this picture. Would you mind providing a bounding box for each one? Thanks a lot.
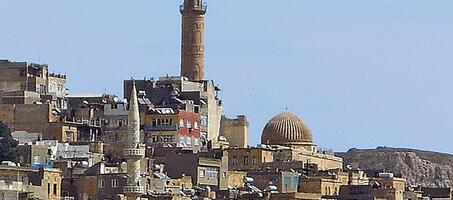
[124,148,145,157]
[123,185,146,195]
[180,4,207,14]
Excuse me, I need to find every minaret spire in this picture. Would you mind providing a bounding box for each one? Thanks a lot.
[123,81,146,200]
[180,0,207,81]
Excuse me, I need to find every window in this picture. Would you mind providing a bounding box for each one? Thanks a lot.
[118,119,123,127]
[179,119,184,127]
[194,106,200,113]
[232,156,238,166]
[252,156,258,165]
[157,118,172,126]
[48,183,51,194]
[186,120,192,128]
[201,116,208,126]
[33,155,41,165]
[205,168,218,178]
[194,122,199,129]
[65,131,73,142]
[53,183,57,195]
[19,69,26,77]
[199,169,205,177]
[111,104,118,109]
[112,179,118,188]
[98,179,105,188]
[243,156,249,165]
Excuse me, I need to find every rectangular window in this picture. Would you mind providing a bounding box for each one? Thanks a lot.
[112,179,118,188]
[19,69,26,77]
[53,183,57,195]
[194,122,199,129]
[199,169,205,177]
[244,156,249,165]
[232,156,238,166]
[98,179,105,188]
[194,106,200,113]
[252,156,258,165]
[48,183,51,194]
[179,119,184,127]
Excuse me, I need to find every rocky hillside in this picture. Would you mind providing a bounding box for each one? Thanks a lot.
[336,147,453,187]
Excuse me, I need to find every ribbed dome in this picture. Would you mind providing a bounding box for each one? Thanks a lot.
[261,112,313,146]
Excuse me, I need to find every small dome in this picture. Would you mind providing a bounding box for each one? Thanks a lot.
[261,112,313,146]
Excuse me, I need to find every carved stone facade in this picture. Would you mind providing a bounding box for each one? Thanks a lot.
[180,0,206,81]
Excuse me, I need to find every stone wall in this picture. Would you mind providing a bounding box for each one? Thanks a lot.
[220,115,249,148]
[0,61,28,93]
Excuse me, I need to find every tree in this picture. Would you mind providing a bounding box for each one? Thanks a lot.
[0,122,18,162]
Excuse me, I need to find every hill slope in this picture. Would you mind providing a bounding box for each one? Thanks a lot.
[336,147,453,187]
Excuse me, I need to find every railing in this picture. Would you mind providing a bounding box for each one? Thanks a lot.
[144,125,179,131]
[179,4,207,14]
[123,186,146,194]
[123,148,146,157]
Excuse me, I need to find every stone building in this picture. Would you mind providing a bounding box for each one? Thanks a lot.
[247,171,300,194]
[299,172,346,196]
[0,59,67,109]
[102,100,130,160]
[261,112,343,170]
[368,172,406,200]
[0,104,80,142]
[16,144,50,167]
[143,107,201,150]
[124,76,223,147]
[220,115,249,148]
[326,185,397,200]
[156,148,229,191]
[227,147,274,172]
[0,164,62,200]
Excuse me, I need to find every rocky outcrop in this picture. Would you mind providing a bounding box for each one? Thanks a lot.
[336,147,453,187]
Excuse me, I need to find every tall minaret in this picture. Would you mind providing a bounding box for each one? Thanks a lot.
[180,0,207,81]
[123,82,146,200]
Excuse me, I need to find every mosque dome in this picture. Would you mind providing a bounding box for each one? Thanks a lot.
[261,112,313,146]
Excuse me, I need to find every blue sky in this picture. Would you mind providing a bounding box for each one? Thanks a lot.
[2,1,453,153]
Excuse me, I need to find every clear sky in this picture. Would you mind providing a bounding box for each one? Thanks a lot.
[2,1,453,153]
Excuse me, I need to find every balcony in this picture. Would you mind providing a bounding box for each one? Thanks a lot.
[123,185,146,195]
[144,125,179,132]
[123,148,145,157]
[179,4,207,14]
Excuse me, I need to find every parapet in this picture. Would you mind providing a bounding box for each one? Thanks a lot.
[221,115,249,126]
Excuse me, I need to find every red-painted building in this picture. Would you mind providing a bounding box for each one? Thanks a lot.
[143,107,201,149]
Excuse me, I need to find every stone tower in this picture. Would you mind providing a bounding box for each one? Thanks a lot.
[123,82,146,200]
[220,115,249,148]
[180,0,206,81]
